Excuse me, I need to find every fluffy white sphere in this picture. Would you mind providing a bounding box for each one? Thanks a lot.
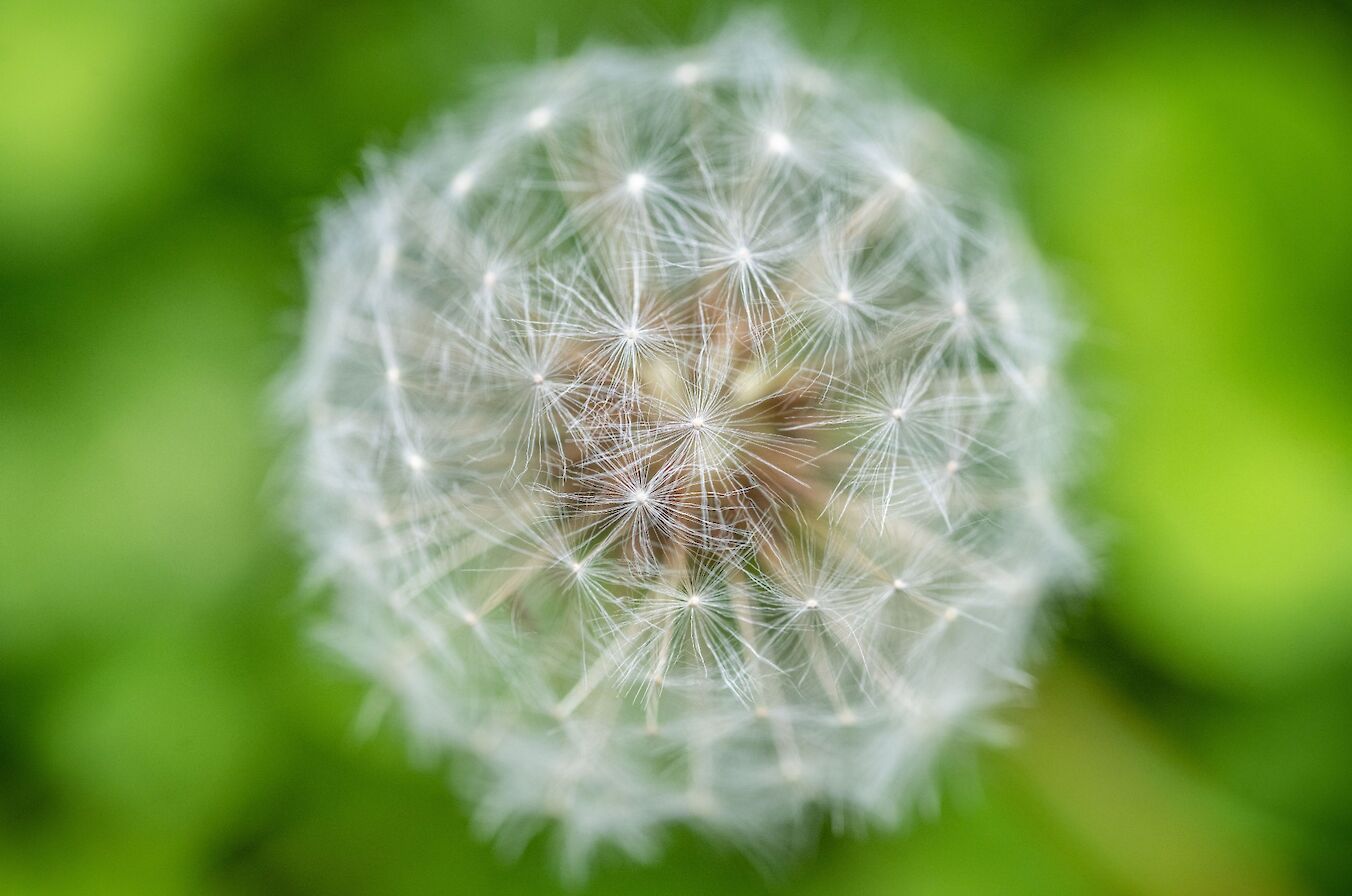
[285,16,1086,874]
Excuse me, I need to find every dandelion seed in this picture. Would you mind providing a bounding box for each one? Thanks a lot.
[526,106,553,131]
[888,167,917,193]
[451,169,475,197]
[674,62,700,86]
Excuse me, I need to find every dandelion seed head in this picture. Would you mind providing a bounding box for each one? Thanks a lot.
[285,13,1088,878]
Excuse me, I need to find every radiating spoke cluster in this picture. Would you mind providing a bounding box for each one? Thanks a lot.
[286,14,1087,875]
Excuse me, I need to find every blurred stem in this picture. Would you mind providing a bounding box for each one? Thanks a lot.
[1002,658,1301,896]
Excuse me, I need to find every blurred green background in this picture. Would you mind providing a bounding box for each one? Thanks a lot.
[3,1,1351,893]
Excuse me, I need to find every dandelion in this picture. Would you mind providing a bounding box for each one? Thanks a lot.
[283,13,1088,876]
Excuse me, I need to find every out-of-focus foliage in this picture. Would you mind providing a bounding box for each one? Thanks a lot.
[1,2,1349,894]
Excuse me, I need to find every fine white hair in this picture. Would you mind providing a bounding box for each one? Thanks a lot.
[283,14,1088,877]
